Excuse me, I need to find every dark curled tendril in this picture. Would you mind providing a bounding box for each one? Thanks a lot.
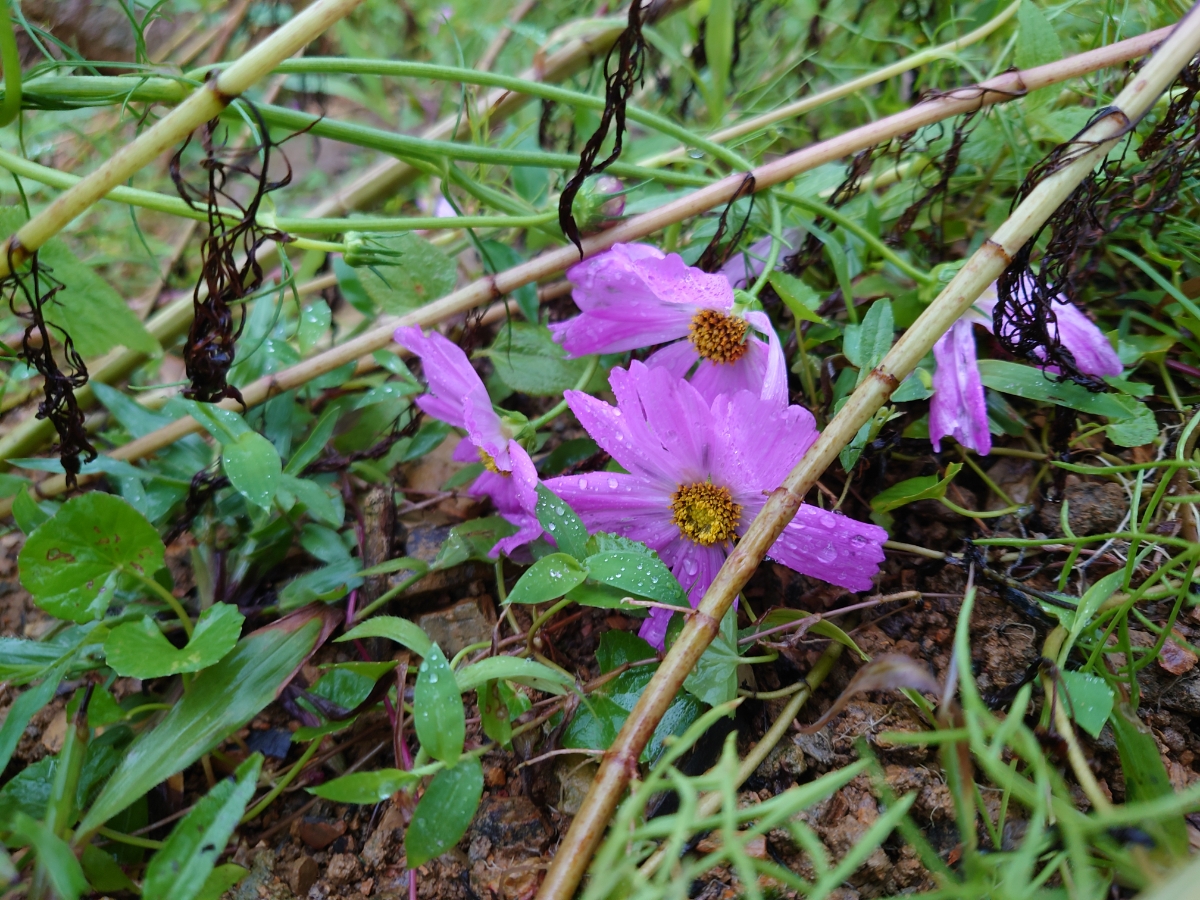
[170,94,297,406]
[1,245,96,487]
[696,173,756,273]
[558,0,647,255]
[994,104,1140,391]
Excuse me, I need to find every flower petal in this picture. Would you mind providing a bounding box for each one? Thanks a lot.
[639,607,673,651]
[609,362,716,484]
[710,392,817,498]
[744,311,789,407]
[660,540,727,605]
[543,471,677,550]
[471,442,542,557]
[395,325,510,467]
[767,505,887,592]
[645,340,701,380]
[552,244,698,356]
[1052,299,1122,377]
[930,317,991,455]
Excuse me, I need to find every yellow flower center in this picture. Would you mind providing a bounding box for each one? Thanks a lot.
[478,447,508,476]
[688,309,749,364]
[670,482,741,546]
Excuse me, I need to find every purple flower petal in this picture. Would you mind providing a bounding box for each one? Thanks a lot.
[609,362,715,484]
[766,505,887,593]
[552,244,699,356]
[645,340,701,380]
[710,392,817,498]
[661,539,727,605]
[395,326,511,468]
[471,440,542,557]
[744,311,789,407]
[1052,299,1122,377]
[544,471,677,549]
[639,607,673,651]
[930,317,991,455]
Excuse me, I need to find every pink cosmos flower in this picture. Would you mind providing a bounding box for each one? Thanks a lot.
[545,362,887,648]
[550,243,788,406]
[394,326,540,557]
[930,283,1122,455]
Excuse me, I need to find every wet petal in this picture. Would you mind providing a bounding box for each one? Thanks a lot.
[1052,299,1122,377]
[544,472,677,549]
[767,505,887,593]
[930,317,991,455]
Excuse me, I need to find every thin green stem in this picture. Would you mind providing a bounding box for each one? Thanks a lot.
[241,739,321,823]
[527,356,600,430]
[133,570,193,639]
[0,2,21,128]
[747,195,783,298]
[96,826,163,850]
[352,568,428,623]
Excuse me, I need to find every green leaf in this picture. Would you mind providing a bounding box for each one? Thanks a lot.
[704,0,733,123]
[78,606,336,835]
[307,768,417,804]
[405,758,484,867]
[769,271,825,324]
[356,556,428,579]
[1058,670,1113,739]
[977,359,1149,424]
[481,323,602,396]
[298,300,331,353]
[479,679,530,748]
[536,485,590,560]
[311,662,395,710]
[1059,570,1123,656]
[564,581,634,609]
[870,463,963,514]
[682,608,740,706]
[35,238,159,358]
[338,616,433,658]
[19,493,164,622]
[808,620,870,661]
[585,551,688,608]
[455,656,573,695]
[278,474,341,526]
[434,517,519,568]
[103,603,244,679]
[81,843,138,893]
[414,643,464,763]
[349,234,457,313]
[596,631,657,672]
[1104,402,1159,447]
[1110,701,1188,857]
[505,553,588,605]
[478,240,539,323]
[0,667,63,774]
[847,298,894,382]
[1015,0,1062,109]
[9,812,89,900]
[12,488,49,534]
[142,755,263,900]
[222,431,282,510]
[195,865,248,900]
[285,406,340,474]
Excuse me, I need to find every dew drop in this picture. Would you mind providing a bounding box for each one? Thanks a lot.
[579,477,589,489]
[428,673,439,683]
[684,558,698,575]
[651,577,659,584]
[608,477,619,489]
[850,534,867,547]
[555,506,566,516]
[816,544,837,563]
[548,522,557,531]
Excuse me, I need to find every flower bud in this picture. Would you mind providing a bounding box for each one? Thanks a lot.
[343,232,403,268]
[570,176,626,234]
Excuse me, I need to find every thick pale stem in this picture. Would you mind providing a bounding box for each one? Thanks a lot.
[535,8,1200,899]
[0,26,1176,507]
[0,0,363,276]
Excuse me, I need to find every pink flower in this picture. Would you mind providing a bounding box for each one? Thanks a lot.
[394,326,541,557]
[929,283,1122,455]
[550,244,788,406]
[545,362,887,648]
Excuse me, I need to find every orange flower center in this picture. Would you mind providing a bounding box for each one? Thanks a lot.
[478,447,508,476]
[688,309,749,364]
[670,482,741,546]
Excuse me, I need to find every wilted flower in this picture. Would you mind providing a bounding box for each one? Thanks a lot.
[545,362,887,648]
[570,175,626,233]
[550,243,788,406]
[930,283,1122,455]
[394,326,541,556]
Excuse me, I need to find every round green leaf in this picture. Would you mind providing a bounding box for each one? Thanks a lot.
[104,603,245,679]
[414,644,464,763]
[505,553,588,605]
[404,758,483,868]
[18,493,165,622]
[222,431,281,509]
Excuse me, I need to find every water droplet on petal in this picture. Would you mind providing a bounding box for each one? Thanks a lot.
[579,477,589,489]
[816,544,837,563]
[608,477,619,489]
[684,558,698,575]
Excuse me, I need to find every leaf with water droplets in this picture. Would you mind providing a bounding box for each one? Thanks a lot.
[405,758,483,867]
[535,485,589,560]
[585,552,687,609]
[414,643,464,763]
[505,553,588,605]
[455,656,572,694]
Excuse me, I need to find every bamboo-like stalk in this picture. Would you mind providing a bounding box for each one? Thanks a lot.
[636,0,1021,169]
[0,25,1175,512]
[535,9,1200,899]
[0,0,364,277]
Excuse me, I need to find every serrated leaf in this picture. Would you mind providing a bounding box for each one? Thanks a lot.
[142,755,263,900]
[414,644,464,763]
[19,493,164,622]
[506,553,588,605]
[682,608,740,706]
[482,323,602,396]
[104,603,244,679]
[405,758,483,867]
